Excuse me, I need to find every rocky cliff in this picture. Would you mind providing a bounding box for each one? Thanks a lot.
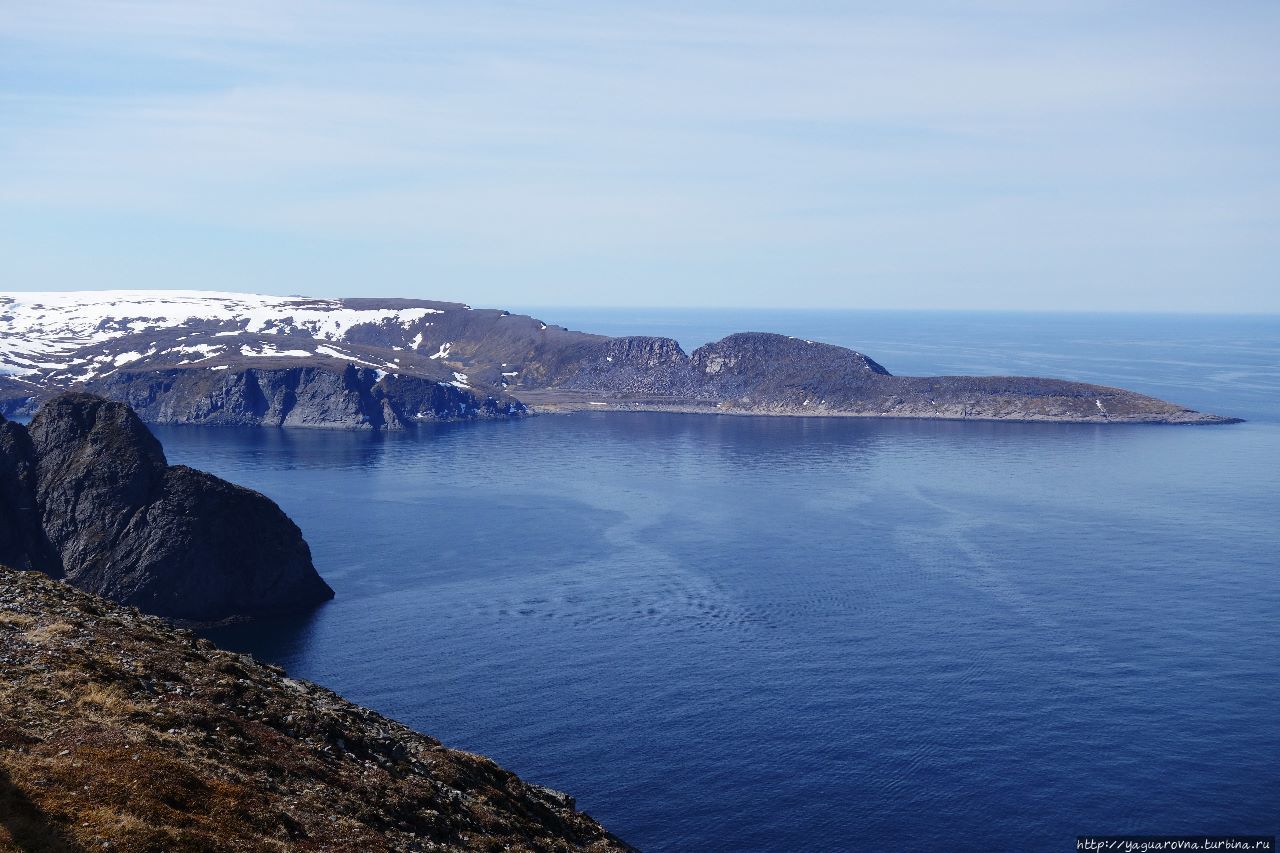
[0,291,1239,425]
[558,332,890,399]
[93,365,524,431]
[0,566,629,852]
[0,393,333,622]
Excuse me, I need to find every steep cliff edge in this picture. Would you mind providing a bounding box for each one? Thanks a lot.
[0,566,629,852]
[92,365,525,431]
[0,394,333,622]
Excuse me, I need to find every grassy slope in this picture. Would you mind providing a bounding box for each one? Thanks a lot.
[0,567,630,853]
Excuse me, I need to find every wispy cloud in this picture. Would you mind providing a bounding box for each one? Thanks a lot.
[2,1,1277,310]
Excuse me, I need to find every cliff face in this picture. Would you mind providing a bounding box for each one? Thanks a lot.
[0,566,629,852]
[559,332,891,400]
[92,365,525,431]
[0,394,333,622]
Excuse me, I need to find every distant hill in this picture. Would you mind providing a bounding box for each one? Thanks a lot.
[0,291,1238,426]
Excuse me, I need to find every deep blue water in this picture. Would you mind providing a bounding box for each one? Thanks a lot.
[175,311,1280,852]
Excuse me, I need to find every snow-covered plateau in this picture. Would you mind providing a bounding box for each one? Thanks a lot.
[0,291,449,382]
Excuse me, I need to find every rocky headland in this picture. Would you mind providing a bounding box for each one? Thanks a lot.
[0,390,627,849]
[0,291,1239,426]
[535,331,1233,423]
[0,393,333,623]
[0,566,629,852]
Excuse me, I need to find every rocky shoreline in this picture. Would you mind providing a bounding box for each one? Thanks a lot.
[526,400,1238,424]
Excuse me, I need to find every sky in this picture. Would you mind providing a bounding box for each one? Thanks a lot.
[1,1,1277,312]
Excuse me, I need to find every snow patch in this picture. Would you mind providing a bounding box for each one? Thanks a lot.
[0,290,446,378]
[166,343,222,361]
[240,345,311,358]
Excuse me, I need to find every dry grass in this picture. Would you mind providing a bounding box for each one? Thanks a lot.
[21,621,77,644]
[0,611,34,630]
[75,683,139,718]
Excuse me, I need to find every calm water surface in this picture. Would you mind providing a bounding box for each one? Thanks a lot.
[177,311,1279,851]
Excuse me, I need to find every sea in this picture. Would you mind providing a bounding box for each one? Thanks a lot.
[173,310,1280,852]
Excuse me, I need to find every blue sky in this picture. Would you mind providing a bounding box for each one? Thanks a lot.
[2,1,1277,312]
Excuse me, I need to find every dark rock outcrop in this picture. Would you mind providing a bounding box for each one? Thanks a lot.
[0,420,54,573]
[0,566,630,851]
[560,332,892,401]
[0,393,333,621]
[561,336,703,397]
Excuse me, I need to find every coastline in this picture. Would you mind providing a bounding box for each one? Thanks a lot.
[517,391,1244,425]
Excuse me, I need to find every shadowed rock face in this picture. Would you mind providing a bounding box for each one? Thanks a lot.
[90,365,525,430]
[0,393,333,621]
[0,421,54,573]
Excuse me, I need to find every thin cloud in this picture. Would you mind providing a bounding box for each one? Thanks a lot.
[0,1,1276,310]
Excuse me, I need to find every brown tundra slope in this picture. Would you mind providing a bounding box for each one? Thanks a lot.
[0,567,631,853]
